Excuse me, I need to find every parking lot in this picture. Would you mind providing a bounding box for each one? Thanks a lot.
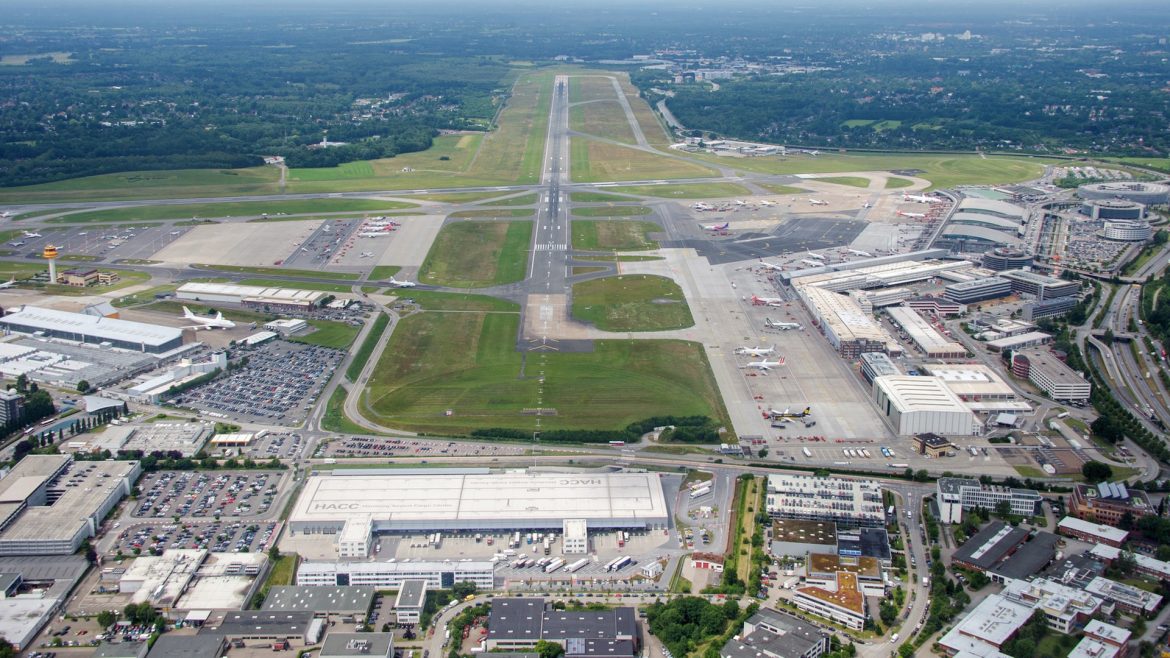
[113,520,281,556]
[132,470,286,519]
[173,341,343,425]
[228,431,306,460]
[319,436,526,459]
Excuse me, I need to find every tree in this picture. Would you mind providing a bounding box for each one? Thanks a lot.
[995,500,1012,518]
[14,374,27,394]
[1091,416,1124,443]
[76,380,90,394]
[535,640,564,658]
[97,610,118,628]
[1081,460,1113,483]
[451,581,477,599]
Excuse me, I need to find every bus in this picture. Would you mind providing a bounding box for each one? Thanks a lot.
[609,440,626,447]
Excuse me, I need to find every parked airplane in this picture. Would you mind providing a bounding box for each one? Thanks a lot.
[701,222,730,232]
[751,295,784,307]
[735,345,775,357]
[357,232,390,238]
[21,231,41,238]
[742,358,785,371]
[847,249,873,257]
[389,276,417,288]
[767,406,811,419]
[8,241,24,248]
[760,200,776,207]
[735,200,747,206]
[691,202,713,211]
[802,150,820,156]
[359,251,373,259]
[180,306,236,330]
[0,211,11,219]
[0,278,17,290]
[765,319,801,330]
[897,210,927,219]
[806,251,826,261]
[757,260,784,272]
[808,198,829,206]
[903,192,944,204]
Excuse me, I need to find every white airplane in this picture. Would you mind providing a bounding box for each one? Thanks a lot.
[760,200,776,207]
[757,260,784,272]
[0,278,17,290]
[691,202,713,211]
[702,221,730,232]
[806,251,826,261]
[897,210,927,219]
[862,202,872,209]
[359,251,373,259]
[765,319,801,330]
[735,345,775,357]
[8,241,24,248]
[803,150,820,156]
[742,357,785,371]
[808,198,829,206]
[902,192,944,204]
[21,231,41,238]
[847,249,873,257]
[735,200,747,206]
[389,276,417,288]
[0,211,11,219]
[767,406,811,419]
[358,232,390,238]
[751,295,784,307]
[180,306,236,330]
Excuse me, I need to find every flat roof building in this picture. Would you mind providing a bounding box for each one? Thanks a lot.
[1002,578,1101,634]
[0,455,140,556]
[486,597,639,657]
[262,586,374,618]
[912,432,956,458]
[985,331,1052,353]
[202,610,316,641]
[1011,349,1091,401]
[120,549,207,607]
[146,634,226,658]
[936,478,1042,524]
[1056,517,1129,548]
[765,474,884,528]
[982,248,1032,272]
[998,270,1079,300]
[793,571,865,630]
[858,352,900,385]
[938,593,1032,657]
[393,579,427,625]
[1087,545,1170,582]
[177,282,326,311]
[720,608,830,658]
[798,287,897,359]
[0,306,183,354]
[321,632,394,658]
[770,519,838,559]
[921,364,1024,412]
[944,277,1013,305]
[1084,577,1162,617]
[872,376,982,436]
[297,560,495,591]
[886,307,967,358]
[1069,621,1130,658]
[1069,481,1154,526]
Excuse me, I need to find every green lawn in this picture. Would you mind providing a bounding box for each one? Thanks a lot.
[263,554,299,589]
[289,319,361,349]
[482,193,539,206]
[238,278,354,293]
[448,208,535,218]
[193,264,359,280]
[346,314,391,382]
[570,138,718,183]
[1105,157,1170,174]
[570,192,635,202]
[143,300,273,324]
[571,266,608,276]
[402,290,521,312]
[606,183,751,198]
[0,167,282,204]
[571,206,652,217]
[571,275,693,331]
[285,161,374,181]
[570,99,637,144]
[49,198,416,223]
[419,220,533,288]
[322,386,371,434]
[818,176,871,188]
[571,220,660,251]
[415,191,508,204]
[363,311,725,434]
[758,184,807,195]
[368,266,401,280]
[885,177,915,189]
[36,269,151,296]
[112,284,180,307]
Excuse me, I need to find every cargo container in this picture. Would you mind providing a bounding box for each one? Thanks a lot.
[545,558,565,573]
[690,485,712,498]
[565,558,589,573]
[802,447,812,458]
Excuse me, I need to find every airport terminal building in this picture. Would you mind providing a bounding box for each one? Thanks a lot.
[289,470,670,556]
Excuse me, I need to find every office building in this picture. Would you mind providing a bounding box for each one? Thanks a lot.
[1069,621,1130,658]
[1081,199,1145,221]
[858,352,900,385]
[912,433,955,458]
[1001,578,1101,633]
[944,277,1013,305]
[1102,219,1152,242]
[321,633,394,658]
[1084,577,1162,617]
[872,376,982,436]
[0,390,23,428]
[393,580,427,625]
[297,560,495,590]
[563,519,588,555]
[1011,350,1091,401]
[765,474,885,528]
[985,331,1052,353]
[793,572,866,630]
[982,247,1033,272]
[1078,181,1169,205]
[720,608,830,658]
[938,593,1033,657]
[1069,482,1155,526]
[936,478,1042,523]
[1023,296,1078,321]
[998,270,1079,300]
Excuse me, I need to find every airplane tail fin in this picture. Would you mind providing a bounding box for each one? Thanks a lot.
[182,306,195,318]
[214,312,225,321]
[803,406,811,415]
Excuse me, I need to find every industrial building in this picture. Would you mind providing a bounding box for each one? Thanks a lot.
[1080,199,1145,221]
[904,296,965,317]
[321,633,394,658]
[981,247,1033,272]
[289,471,668,556]
[858,352,900,385]
[1102,219,1153,242]
[297,560,496,590]
[262,586,375,619]
[176,282,327,312]
[119,549,206,607]
[0,305,184,354]
[95,422,212,457]
[985,331,1053,353]
[0,338,172,389]
[1069,481,1155,526]
[720,608,830,658]
[1010,349,1091,401]
[119,352,227,404]
[1078,181,1170,205]
[950,522,1058,583]
[871,376,982,436]
[487,597,639,657]
[998,270,1079,300]
[1057,517,1129,548]
[919,363,1030,413]
[393,580,427,625]
[797,287,897,358]
[936,478,1043,523]
[885,307,967,358]
[769,519,838,558]
[943,277,1012,305]
[793,571,866,630]
[938,592,1033,657]
[848,287,911,313]
[765,474,884,528]
[146,635,226,658]
[0,455,140,555]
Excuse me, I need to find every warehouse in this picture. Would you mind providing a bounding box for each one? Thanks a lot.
[798,286,898,359]
[985,331,1052,353]
[176,282,326,312]
[0,306,183,354]
[262,586,375,619]
[871,376,981,436]
[297,560,496,590]
[920,363,1030,413]
[288,471,669,548]
[1010,349,1091,401]
[885,307,967,358]
[943,277,1012,305]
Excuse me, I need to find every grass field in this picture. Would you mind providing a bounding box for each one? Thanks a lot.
[571,275,693,331]
[322,386,371,434]
[346,314,391,382]
[286,161,374,181]
[464,72,552,186]
[112,284,180,307]
[757,183,807,195]
[449,209,535,218]
[289,319,360,349]
[614,75,672,147]
[571,100,637,144]
[885,177,914,189]
[47,198,418,224]
[482,193,538,206]
[368,266,401,280]
[697,152,1056,191]
[0,167,282,204]
[400,290,521,312]
[37,269,151,296]
[570,138,718,183]
[362,311,725,433]
[238,278,354,293]
[571,266,607,276]
[144,300,273,324]
[418,220,533,288]
[819,176,871,188]
[570,206,652,217]
[193,264,359,280]
[607,182,751,198]
[1104,157,1170,174]
[571,220,660,251]
[415,191,506,204]
[570,192,634,202]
